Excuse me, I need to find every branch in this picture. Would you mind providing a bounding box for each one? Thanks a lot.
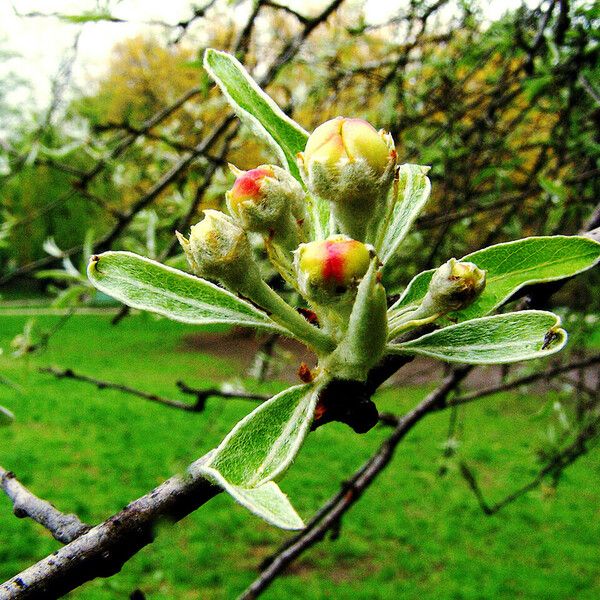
[238,367,471,600]
[449,353,600,407]
[0,467,90,544]
[459,413,600,515]
[0,456,220,599]
[39,366,269,412]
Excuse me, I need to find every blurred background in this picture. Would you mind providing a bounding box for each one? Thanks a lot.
[1,1,599,598]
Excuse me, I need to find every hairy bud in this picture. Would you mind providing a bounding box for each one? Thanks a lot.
[176,210,260,292]
[425,259,486,313]
[226,164,306,239]
[297,117,396,240]
[294,235,372,304]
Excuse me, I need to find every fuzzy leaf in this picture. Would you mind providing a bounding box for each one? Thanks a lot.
[379,164,431,264]
[87,251,285,333]
[204,49,308,180]
[388,236,600,321]
[200,471,304,530]
[203,384,318,487]
[388,311,567,364]
[198,383,320,529]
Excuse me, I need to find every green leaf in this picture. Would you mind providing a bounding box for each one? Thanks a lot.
[88,251,285,333]
[388,311,567,364]
[200,472,304,530]
[388,269,434,313]
[0,405,14,426]
[199,383,320,529]
[388,236,600,321]
[203,49,308,181]
[379,164,431,264]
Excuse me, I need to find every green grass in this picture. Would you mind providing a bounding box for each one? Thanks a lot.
[1,313,599,599]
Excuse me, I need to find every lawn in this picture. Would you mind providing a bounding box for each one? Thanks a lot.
[1,312,599,599]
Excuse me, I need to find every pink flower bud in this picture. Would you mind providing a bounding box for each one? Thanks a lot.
[295,235,372,302]
[227,166,275,211]
[226,164,306,242]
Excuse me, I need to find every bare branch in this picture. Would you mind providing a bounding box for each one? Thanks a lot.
[0,467,90,544]
[449,353,600,407]
[39,366,269,412]
[0,456,220,599]
[460,413,600,515]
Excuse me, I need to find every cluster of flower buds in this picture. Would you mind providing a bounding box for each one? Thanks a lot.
[177,114,485,382]
[298,117,397,241]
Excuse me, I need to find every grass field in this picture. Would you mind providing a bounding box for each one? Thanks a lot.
[1,312,599,599]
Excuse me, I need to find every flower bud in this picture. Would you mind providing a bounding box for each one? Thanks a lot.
[425,259,486,313]
[226,164,306,238]
[294,235,372,304]
[176,209,260,292]
[297,117,396,240]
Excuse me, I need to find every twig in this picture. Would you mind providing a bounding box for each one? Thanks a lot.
[0,467,90,544]
[449,353,600,407]
[39,366,269,412]
[459,413,600,515]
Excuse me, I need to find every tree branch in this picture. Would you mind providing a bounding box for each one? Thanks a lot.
[0,456,220,599]
[459,413,600,515]
[448,353,600,407]
[0,467,90,544]
[39,365,270,412]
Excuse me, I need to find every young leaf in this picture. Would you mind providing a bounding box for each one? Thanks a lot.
[198,383,321,529]
[388,236,600,321]
[204,49,308,181]
[200,471,304,530]
[387,310,567,364]
[379,164,431,264]
[203,383,318,487]
[88,251,286,333]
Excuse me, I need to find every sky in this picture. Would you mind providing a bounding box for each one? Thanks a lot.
[1,0,535,117]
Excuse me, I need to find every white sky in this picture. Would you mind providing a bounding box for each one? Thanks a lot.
[1,0,534,118]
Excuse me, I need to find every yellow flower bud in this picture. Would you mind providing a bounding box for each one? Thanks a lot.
[176,210,260,292]
[303,117,391,174]
[297,117,396,240]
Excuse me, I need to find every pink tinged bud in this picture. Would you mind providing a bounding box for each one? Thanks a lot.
[295,235,371,298]
[226,164,306,245]
[228,166,275,211]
